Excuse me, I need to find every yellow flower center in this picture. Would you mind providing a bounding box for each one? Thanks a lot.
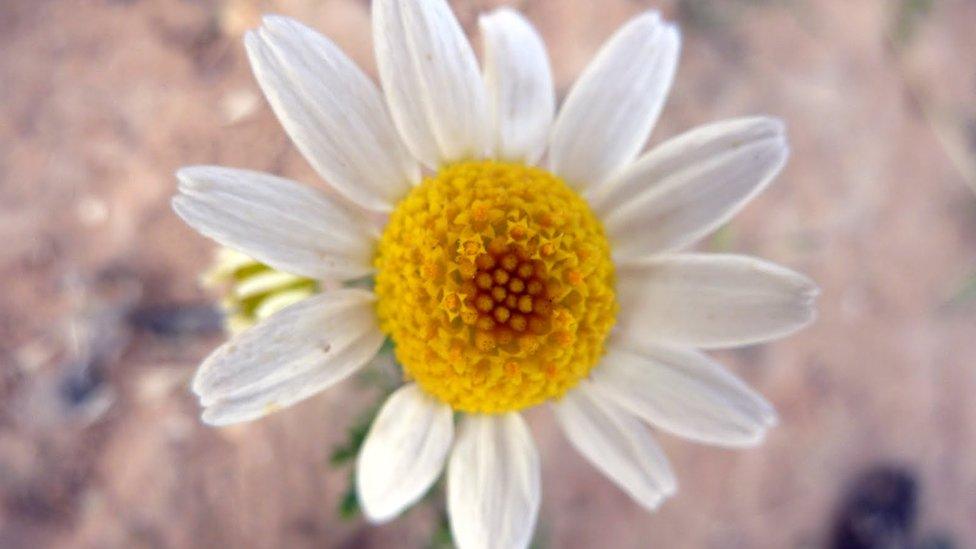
[374,160,616,413]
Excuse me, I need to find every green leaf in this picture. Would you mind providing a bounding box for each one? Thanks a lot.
[329,404,380,466]
[338,471,360,520]
[891,0,934,48]
[426,509,453,549]
[329,388,397,519]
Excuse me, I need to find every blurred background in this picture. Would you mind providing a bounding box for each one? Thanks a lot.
[1,0,974,547]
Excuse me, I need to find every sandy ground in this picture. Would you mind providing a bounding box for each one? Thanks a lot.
[1,0,975,547]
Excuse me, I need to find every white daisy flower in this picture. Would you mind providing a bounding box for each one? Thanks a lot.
[173,3,817,548]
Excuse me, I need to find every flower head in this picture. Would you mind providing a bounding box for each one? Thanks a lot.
[174,2,817,548]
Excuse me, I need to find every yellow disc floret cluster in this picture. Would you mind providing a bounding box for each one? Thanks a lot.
[374,160,617,413]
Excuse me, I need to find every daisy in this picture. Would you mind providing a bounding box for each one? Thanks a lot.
[173,2,817,548]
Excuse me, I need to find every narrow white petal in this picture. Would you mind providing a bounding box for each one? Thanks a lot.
[245,16,418,212]
[448,414,540,549]
[373,0,490,168]
[552,381,676,510]
[590,344,778,447]
[193,289,384,426]
[252,288,316,320]
[173,166,375,281]
[233,270,308,300]
[548,11,680,190]
[194,289,375,401]
[591,117,789,260]
[357,384,454,523]
[617,254,818,349]
[480,8,555,164]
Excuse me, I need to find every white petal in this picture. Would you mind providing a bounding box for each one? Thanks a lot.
[552,381,676,510]
[193,289,384,426]
[590,343,778,447]
[373,0,490,168]
[245,16,418,212]
[592,117,789,260]
[233,270,307,300]
[548,11,680,190]
[356,384,454,523]
[617,254,818,349]
[173,166,375,281]
[252,288,316,320]
[480,8,555,164]
[448,414,540,549]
